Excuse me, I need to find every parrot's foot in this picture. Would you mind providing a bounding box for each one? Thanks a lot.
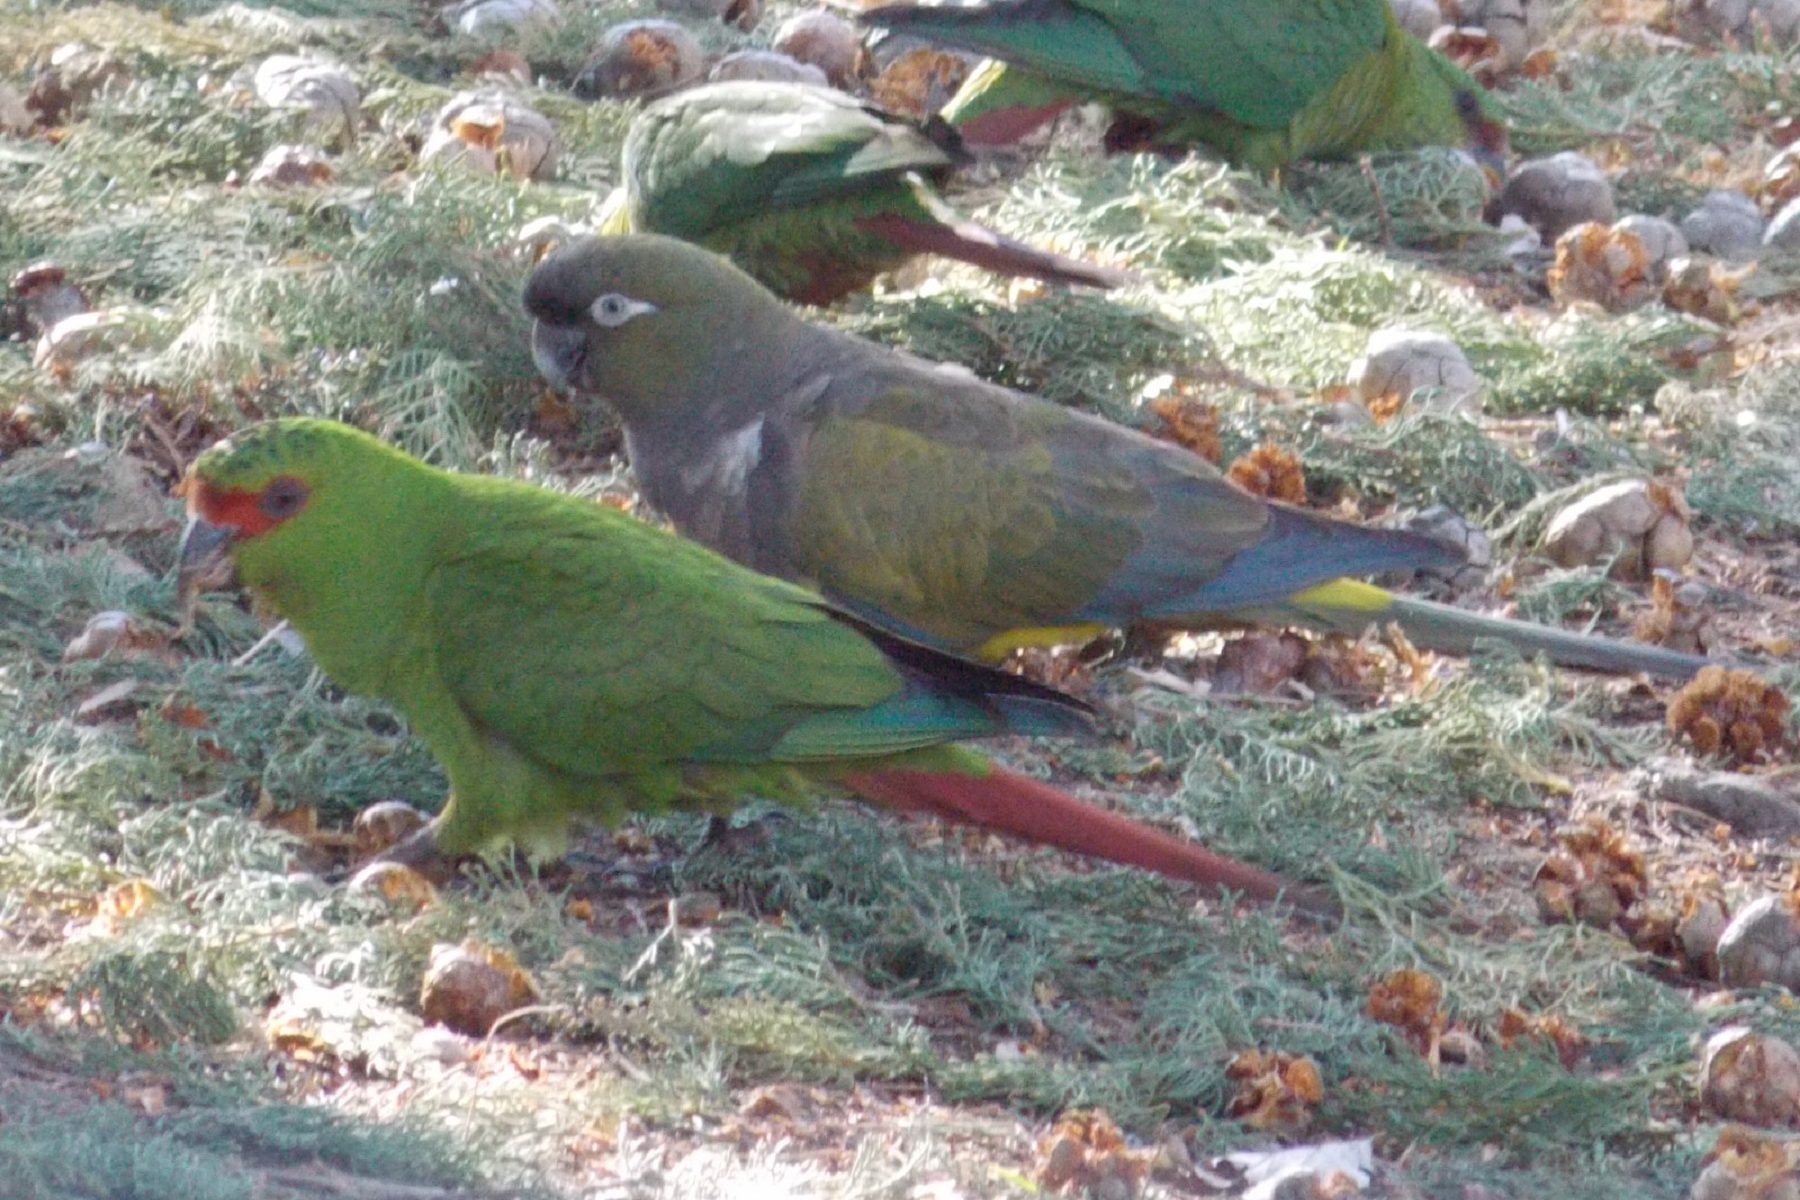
[694,812,788,856]
[1279,883,1343,927]
[1358,156,1394,248]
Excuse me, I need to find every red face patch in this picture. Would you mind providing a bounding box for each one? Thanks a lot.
[189,474,310,538]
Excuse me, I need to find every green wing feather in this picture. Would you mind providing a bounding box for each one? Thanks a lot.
[786,380,1276,649]
[625,82,959,237]
[424,476,1044,779]
[868,0,1391,130]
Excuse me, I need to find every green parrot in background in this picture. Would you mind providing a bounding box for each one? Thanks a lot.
[593,80,1127,305]
[176,418,1323,912]
[859,0,1509,171]
[525,235,1710,681]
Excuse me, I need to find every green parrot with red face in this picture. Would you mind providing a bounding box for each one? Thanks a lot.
[176,417,1327,913]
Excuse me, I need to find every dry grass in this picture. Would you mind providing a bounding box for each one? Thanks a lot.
[4,0,1800,1196]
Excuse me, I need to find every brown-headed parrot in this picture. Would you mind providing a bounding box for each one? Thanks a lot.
[175,418,1321,911]
[859,0,1509,170]
[592,80,1127,304]
[524,234,1710,680]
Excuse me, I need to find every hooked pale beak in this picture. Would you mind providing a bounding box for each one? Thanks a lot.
[175,516,240,634]
[530,320,588,393]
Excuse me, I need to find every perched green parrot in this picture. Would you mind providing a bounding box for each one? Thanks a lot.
[525,235,1710,680]
[859,0,1510,171]
[592,80,1127,305]
[175,418,1322,910]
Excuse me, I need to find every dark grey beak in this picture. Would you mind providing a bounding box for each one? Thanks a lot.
[530,320,588,393]
[175,516,239,634]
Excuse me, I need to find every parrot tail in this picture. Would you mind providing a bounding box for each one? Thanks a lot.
[1282,583,1714,680]
[953,99,1075,146]
[842,763,1338,919]
[855,212,1130,291]
[937,56,1078,146]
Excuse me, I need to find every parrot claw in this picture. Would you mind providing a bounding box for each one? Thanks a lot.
[694,811,790,857]
[1278,884,1343,927]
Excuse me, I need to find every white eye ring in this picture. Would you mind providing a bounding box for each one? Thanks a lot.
[590,292,657,327]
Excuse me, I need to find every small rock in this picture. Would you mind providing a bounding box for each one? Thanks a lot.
[1763,142,1800,210]
[1700,1026,1800,1127]
[1496,152,1615,241]
[12,261,88,337]
[1547,221,1658,311]
[1636,576,1715,658]
[869,46,973,116]
[346,861,438,911]
[449,0,560,36]
[62,611,169,663]
[1430,20,1510,75]
[1766,194,1800,250]
[1446,0,1549,67]
[28,43,131,125]
[1718,895,1800,992]
[252,55,359,140]
[420,91,559,181]
[248,144,334,188]
[1613,214,1690,280]
[1346,328,1484,417]
[708,49,828,86]
[419,942,536,1037]
[1664,254,1750,323]
[1681,892,1731,981]
[75,679,140,724]
[1391,505,1491,592]
[1498,212,1543,257]
[1639,758,1800,839]
[1213,631,1311,696]
[514,215,585,259]
[470,49,533,87]
[1690,1127,1800,1200]
[1681,190,1765,260]
[1390,0,1446,37]
[772,10,865,89]
[575,20,705,100]
[34,309,133,372]
[1539,478,1693,581]
[353,800,432,857]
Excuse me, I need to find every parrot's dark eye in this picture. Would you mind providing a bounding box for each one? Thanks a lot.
[589,291,655,328]
[260,475,310,520]
[1455,90,1480,121]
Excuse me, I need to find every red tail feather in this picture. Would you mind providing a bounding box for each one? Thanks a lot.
[854,213,1129,292]
[842,766,1336,919]
[956,101,1075,146]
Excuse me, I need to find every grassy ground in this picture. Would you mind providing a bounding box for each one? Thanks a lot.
[5,0,1800,1196]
